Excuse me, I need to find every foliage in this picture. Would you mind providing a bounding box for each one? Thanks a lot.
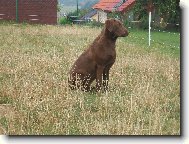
[59,17,72,25]
[57,3,62,12]
[108,12,122,19]
[153,0,180,23]
[133,0,180,29]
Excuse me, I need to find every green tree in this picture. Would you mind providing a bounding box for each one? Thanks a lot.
[153,0,180,23]
[133,0,180,27]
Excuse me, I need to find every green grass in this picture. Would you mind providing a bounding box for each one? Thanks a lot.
[0,22,180,135]
[126,29,180,58]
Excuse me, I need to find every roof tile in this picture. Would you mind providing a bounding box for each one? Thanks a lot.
[93,0,136,12]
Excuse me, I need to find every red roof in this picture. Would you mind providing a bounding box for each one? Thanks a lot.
[117,0,136,12]
[93,0,136,13]
[93,0,120,11]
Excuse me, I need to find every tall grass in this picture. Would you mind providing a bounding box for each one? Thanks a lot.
[0,23,180,135]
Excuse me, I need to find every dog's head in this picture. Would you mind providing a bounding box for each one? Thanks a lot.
[105,18,129,38]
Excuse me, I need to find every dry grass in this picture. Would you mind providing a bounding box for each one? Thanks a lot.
[0,23,180,135]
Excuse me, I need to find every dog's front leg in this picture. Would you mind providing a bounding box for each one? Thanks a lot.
[103,68,110,91]
[103,63,114,91]
[96,65,105,92]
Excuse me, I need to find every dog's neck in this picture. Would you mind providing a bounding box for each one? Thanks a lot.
[103,28,118,41]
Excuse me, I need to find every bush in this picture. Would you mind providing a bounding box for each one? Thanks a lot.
[140,17,149,29]
[59,17,71,25]
[123,19,130,27]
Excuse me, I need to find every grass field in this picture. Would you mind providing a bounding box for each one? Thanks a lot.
[0,22,180,135]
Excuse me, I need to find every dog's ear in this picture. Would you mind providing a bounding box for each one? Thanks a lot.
[105,19,114,32]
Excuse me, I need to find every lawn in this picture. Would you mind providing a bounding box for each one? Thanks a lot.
[0,22,180,135]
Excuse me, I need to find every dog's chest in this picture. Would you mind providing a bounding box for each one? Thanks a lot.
[94,46,116,65]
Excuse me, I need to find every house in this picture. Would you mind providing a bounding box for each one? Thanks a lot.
[92,0,136,23]
[0,0,57,25]
[81,9,98,22]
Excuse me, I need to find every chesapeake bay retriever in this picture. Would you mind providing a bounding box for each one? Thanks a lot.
[68,18,129,92]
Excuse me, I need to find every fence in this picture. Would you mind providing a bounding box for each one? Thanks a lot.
[0,0,57,25]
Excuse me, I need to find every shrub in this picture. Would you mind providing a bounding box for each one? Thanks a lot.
[59,17,71,25]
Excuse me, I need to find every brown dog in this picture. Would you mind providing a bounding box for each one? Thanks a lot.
[68,18,129,92]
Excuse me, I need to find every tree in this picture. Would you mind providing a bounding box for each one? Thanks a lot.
[133,0,180,29]
[153,0,180,23]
